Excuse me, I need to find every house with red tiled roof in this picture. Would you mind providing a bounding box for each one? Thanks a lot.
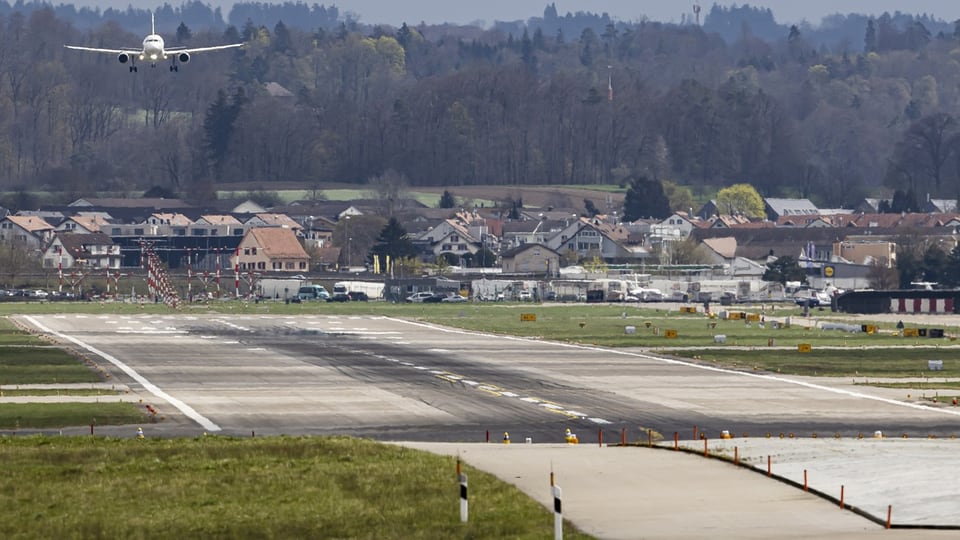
[411,218,480,264]
[231,227,309,273]
[0,215,55,250]
[193,215,245,237]
[56,214,112,234]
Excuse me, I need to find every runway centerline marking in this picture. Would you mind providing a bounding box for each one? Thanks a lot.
[23,315,221,432]
[389,317,960,419]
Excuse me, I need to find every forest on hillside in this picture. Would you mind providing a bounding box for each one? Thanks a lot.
[2,2,960,212]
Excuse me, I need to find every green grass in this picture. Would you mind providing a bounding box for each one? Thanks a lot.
[0,318,44,345]
[671,348,960,377]
[0,436,593,540]
[0,347,102,385]
[0,389,120,397]
[0,403,146,429]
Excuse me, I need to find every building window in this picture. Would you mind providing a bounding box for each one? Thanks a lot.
[111,228,121,235]
[192,229,205,236]
[285,262,295,269]
[134,228,144,235]
[234,228,244,235]
[273,262,281,270]
[257,262,266,270]
[244,248,251,255]
[175,228,186,236]
[299,262,307,269]
[450,235,459,242]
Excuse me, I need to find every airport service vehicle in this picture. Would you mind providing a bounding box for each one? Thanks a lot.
[333,281,384,300]
[297,285,330,301]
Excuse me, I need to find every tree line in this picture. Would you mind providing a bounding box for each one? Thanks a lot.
[3,6,960,211]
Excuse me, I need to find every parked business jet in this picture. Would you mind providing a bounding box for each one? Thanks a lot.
[64,13,243,72]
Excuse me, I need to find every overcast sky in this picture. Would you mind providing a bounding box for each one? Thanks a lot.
[89,1,960,26]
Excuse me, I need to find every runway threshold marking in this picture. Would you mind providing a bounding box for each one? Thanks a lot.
[22,316,222,432]
[389,317,960,419]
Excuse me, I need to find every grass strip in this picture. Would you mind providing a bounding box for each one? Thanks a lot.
[0,436,593,540]
[671,348,960,377]
[0,347,102,384]
[0,389,120,397]
[0,402,145,429]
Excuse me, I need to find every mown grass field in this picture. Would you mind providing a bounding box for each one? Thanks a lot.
[0,403,145,429]
[0,436,592,540]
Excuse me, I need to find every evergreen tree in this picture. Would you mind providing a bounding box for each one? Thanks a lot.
[438,190,456,208]
[622,177,670,221]
[865,19,878,52]
[371,217,417,271]
[175,22,192,45]
[762,256,807,285]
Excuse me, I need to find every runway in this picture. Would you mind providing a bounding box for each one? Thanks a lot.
[16,313,960,441]
[15,312,960,533]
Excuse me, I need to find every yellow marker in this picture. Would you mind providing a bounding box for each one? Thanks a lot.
[503,432,510,444]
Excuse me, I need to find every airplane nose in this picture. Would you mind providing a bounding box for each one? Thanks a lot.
[150,54,158,60]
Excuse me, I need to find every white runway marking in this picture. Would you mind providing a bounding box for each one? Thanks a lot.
[390,317,960,419]
[23,315,221,432]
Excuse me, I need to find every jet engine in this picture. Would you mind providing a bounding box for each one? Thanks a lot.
[177,52,191,64]
[118,53,130,64]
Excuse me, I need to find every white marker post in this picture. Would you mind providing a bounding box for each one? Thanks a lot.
[553,484,563,539]
[551,471,562,540]
[458,459,468,523]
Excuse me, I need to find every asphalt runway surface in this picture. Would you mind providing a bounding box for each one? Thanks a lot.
[15,313,960,441]
[14,312,960,535]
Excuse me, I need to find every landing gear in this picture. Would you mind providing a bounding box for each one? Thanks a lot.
[169,64,178,72]
[129,65,138,73]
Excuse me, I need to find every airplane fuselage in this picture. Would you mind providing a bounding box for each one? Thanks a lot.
[142,34,166,64]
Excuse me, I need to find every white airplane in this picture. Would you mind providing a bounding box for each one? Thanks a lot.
[64,13,243,72]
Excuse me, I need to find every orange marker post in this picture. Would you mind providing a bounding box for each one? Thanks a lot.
[803,470,808,491]
[840,485,845,510]
[621,428,626,447]
[734,446,739,466]
[703,437,708,457]
[767,455,771,477]
[886,505,892,529]
[598,428,603,448]
[673,432,679,450]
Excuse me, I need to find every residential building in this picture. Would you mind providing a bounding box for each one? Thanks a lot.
[0,215,55,250]
[43,233,120,269]
[232,227,310,273]
[500,243,560,275]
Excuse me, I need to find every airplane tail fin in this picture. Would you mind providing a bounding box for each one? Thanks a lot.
[151,11,155,35]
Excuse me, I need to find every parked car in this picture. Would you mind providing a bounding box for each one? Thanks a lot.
[422,293,447,303]
[517,290,533,301]
[441,294,467,303]
[405,291,435,303]
[348,291,369,301]
[328,292,351,302]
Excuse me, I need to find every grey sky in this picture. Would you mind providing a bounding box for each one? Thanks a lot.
[85,1,960,26]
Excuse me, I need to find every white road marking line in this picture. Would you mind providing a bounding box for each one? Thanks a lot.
[589,418,612,425]
[23,315,221,432]
[389,316,960,419]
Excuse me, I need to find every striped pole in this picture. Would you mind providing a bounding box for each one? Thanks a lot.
[552,484,563,540]
[457,459,468,523]
[234,247,240,298]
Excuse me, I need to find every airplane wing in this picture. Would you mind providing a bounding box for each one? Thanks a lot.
[176,43,244,54]
[63,45,141,54]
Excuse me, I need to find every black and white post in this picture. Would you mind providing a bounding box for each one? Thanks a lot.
[551,472,563,540]
[458,459,468,523]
